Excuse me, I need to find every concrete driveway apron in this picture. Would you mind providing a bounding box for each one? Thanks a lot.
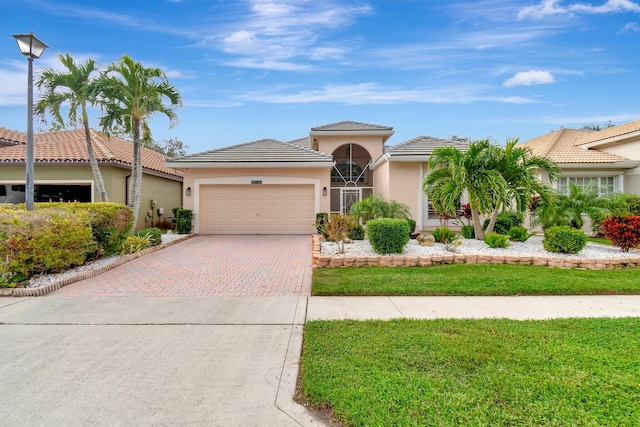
[0,235,321,426]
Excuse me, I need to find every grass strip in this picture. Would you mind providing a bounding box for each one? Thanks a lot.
[313,264,640,296]
[300,318,640,426]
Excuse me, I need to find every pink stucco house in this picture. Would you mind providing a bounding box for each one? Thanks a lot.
[167,121,467,234]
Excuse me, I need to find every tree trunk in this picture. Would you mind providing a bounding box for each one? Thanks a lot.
[82,108,108,202]
[472,208,484,240]
[129,119,142,229]
[485,206,501,235]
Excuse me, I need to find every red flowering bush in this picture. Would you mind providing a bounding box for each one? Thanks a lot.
[602,214,640,252]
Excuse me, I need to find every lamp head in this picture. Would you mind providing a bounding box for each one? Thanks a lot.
[12,31,48,59]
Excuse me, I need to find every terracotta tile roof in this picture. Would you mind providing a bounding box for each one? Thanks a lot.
[386,136,468,156]
[168,138,334,164]
[519,128,631,164]
[575,119,640,146]
[310,120,393,132]
[0,128,182,178]
[0,127,26,147]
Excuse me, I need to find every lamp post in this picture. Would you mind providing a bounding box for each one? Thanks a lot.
[12,31,48,210]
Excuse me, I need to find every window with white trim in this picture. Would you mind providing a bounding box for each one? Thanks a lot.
[557,177,615,196]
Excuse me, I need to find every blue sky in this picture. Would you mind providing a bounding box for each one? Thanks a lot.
[1,0,639,154]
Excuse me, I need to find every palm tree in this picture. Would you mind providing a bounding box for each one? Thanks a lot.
[484,138,560,234]
[423,139,508,240]
[96,55,181,227]
[35,53,109,201]
[536,183,609,230]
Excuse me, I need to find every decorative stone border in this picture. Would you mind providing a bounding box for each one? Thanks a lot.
[311,234,640,270]
[1,234,197,297]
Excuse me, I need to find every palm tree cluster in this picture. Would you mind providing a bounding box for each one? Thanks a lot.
[423,138,560,240]
[35,53,182,226]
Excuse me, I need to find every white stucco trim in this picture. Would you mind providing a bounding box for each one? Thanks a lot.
[580,130,640,149]
[192,176,321,234]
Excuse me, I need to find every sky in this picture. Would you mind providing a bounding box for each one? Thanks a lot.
[1,0,639,154]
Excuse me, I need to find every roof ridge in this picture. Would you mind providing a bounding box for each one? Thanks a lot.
[311,120,393,131]
[89,129,117,160]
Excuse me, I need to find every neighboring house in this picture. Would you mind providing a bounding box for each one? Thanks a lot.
[0,128,183,230]
[519,119,640,196]
[167,121,467,235]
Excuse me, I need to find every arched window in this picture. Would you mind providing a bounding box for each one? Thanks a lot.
[331,160,364,183]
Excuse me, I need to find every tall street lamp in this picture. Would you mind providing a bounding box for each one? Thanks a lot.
[12,31,48,210]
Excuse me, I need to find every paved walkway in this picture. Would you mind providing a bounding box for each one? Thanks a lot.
[52,235,313,297]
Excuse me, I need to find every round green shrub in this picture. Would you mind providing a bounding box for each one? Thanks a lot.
[543,225,587,254]
[348,224,365,240]
[406,219,416,234]
[367,218,410,254]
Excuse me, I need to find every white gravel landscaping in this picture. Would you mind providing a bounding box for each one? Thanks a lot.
[321,235,639,259]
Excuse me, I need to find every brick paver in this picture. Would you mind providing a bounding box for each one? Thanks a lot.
[51,235,313,297]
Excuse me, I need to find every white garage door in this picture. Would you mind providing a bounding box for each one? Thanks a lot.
[199,184,315,234]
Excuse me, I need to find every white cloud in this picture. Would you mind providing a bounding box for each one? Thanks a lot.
[218,1,371,70]
[237,82,538,105]
[503,70,555,87]
[518,0,640,19]
[618,21,640,31]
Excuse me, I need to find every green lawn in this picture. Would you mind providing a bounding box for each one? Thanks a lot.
[587,237,613,245]
[313,264,640,296]
[300,318,640,426]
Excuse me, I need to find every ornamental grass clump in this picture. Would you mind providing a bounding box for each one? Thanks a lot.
[543,225,586,254]
[602,214,640,252]
[432,226,456,243]
[133,227,162,246]
[367,218,410,254]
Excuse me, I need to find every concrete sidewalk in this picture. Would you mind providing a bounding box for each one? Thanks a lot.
[307,295,640,321]
[0,296,318,427]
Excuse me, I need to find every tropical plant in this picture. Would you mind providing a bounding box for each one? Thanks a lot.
[602,214,640,252]
[349,194,410,223]
[97,55,182,227]
[484,139,559,235]
[423,139,507,240]
[536,184,609,230]
[432,227,457,243]
[483,211,523,235]
[324,214,356,254]
[35,53,109,202]
[508,226,535,242]
[484,232,510,248]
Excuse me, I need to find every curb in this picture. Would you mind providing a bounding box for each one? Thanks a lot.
[3,234,197,297]
[311,234,640,270]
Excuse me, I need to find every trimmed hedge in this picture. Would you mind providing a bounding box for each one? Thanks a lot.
[348,224,365,240]
[0,209,97,285]
[37,202,133,255]
[543,225,587,254]
[367,218,410,254]
[173,207,194,234]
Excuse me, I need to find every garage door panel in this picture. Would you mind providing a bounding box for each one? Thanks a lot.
[199,184,315,234]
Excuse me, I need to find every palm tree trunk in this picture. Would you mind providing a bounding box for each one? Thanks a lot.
[472,207,484,240]
[82,107,108,202]
[485,206,501,235]
[130,119,142,228]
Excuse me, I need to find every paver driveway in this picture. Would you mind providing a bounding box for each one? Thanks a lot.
[52,235,313,297]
